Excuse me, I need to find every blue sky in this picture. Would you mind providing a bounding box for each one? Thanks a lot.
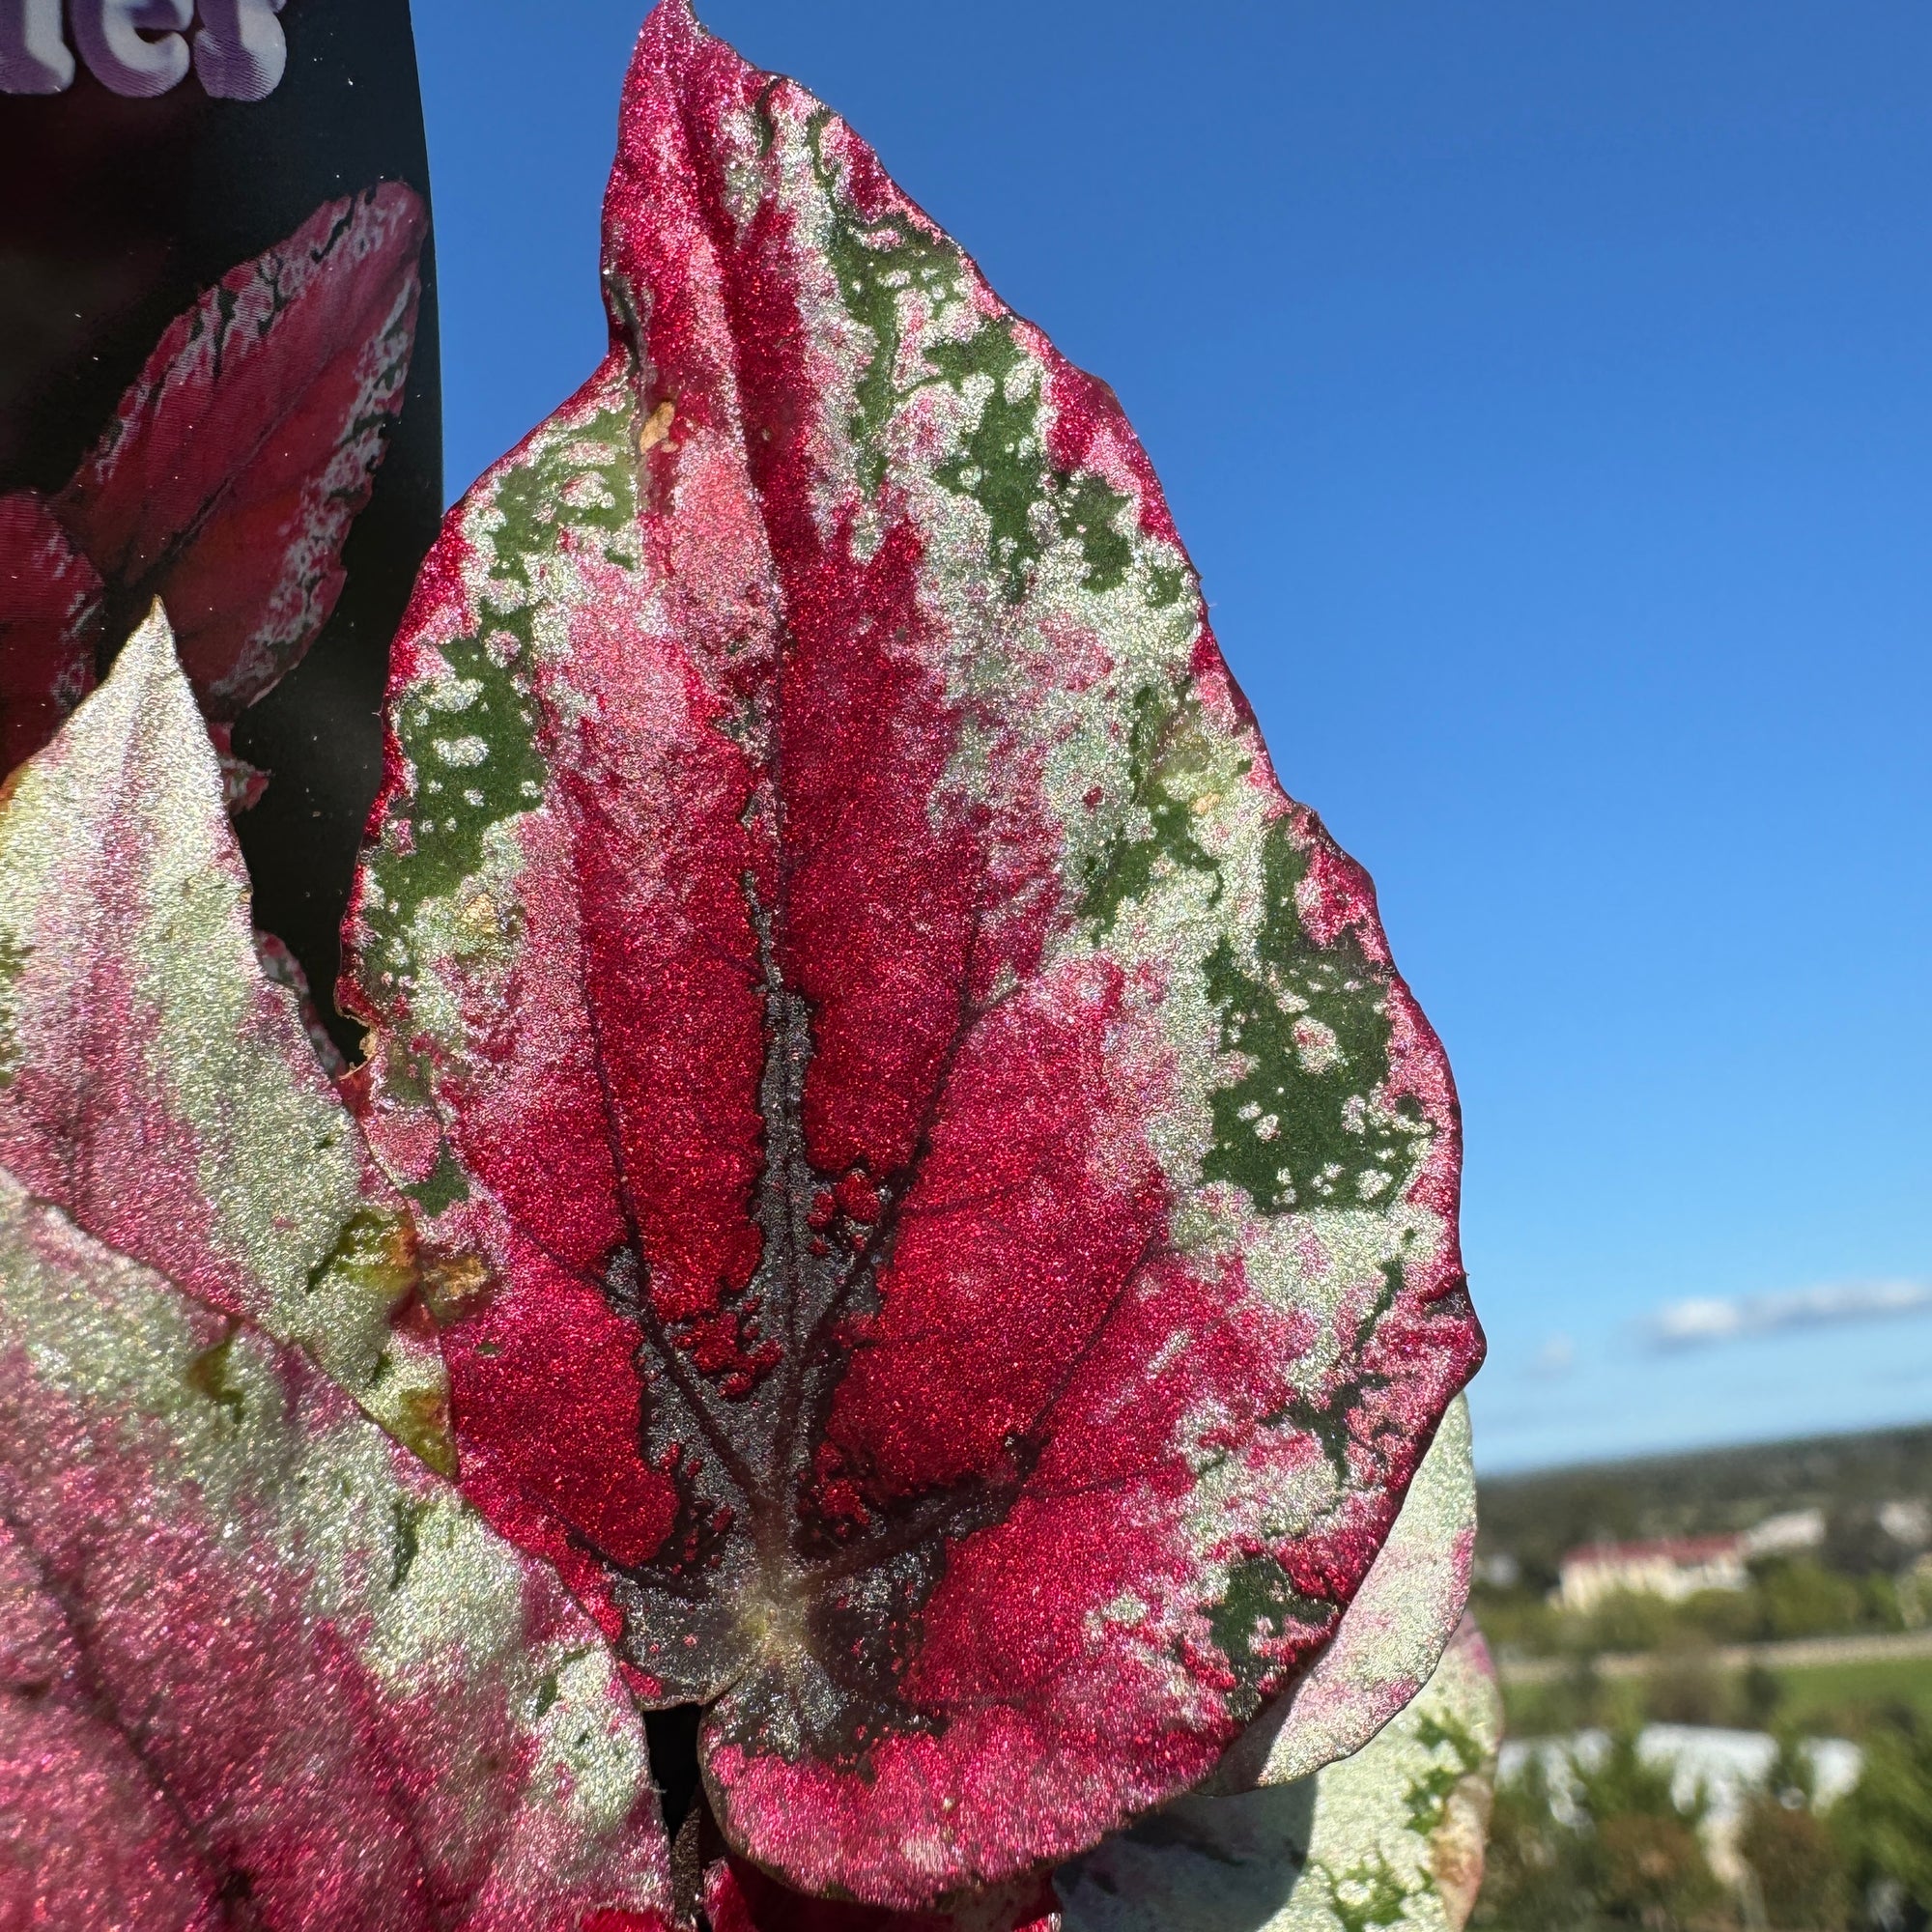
[412,2,1932,1472]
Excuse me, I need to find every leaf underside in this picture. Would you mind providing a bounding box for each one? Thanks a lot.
[0,1166,675,1932]
[343,0,1482,1906]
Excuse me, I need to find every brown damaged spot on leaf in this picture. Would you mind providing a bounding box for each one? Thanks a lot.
[420,1248,499,1326]
[639,398,678,451]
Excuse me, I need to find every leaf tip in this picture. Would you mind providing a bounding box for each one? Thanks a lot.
[634,0,708,73]
[107,597,200,714]
[122,595,177,667]
[66,596,223,801]
[364,179,431,261]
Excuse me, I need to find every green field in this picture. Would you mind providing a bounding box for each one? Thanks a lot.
[1770,1654,1932,1732]
[1500,1651,1932,1742]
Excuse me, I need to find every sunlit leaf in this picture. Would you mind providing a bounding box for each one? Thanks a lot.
[1056,1618,1503,1932]
[0,605,447,1464]
[52,185,424,721]
[1211,1395,1478,1794]
[0,1166,674,1932]
[694,1392,1475,1932]
[344,0,1481,1904]
[0,489,100,771]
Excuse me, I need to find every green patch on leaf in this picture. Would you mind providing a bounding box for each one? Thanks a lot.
[306,1205,414,1312]
[0,936,26,1088]
[809,112,964,496]
[185,1330,249,1425]
[1203,820,1428,1215]
[367,628,540,958]
[364,404,636,978]
[926,322,1139,605]
[1081,685,1225,929]
[1147,558,1189,609]
[808,117,1140,604]
[305,1204,456,1475]
[389,1495,424,1591]
[1350,1260,1403,1361]
[928,323,1050,600]
[409,1146,471,1219]
[1403,1709,1484,1838]
[1208,1554,1334,1720]
[1054,468,1136,594]
[1263,1264,1403,1487]
[1321,1853,1415,1932]
[488,406,639,585]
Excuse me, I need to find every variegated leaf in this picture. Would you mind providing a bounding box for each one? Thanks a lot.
[52,185,424,721]
[344,0,1480,1905]
[0,489,100,772]
[1209,1395,1477,1793]
[0,1165,673,1932]
[0,605,447,1465]
[1056,1618,1502,1932]
[694,1405,1477,1932]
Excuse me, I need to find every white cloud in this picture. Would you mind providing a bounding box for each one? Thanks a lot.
[1530,1333,1577,1378]
[1646,1279,1932,1350]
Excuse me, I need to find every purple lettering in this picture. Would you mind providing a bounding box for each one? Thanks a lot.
[0,0,74,93]
[71,0,193,99]
[193,0,285,102]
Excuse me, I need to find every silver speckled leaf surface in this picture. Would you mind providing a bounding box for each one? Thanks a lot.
[0,1164,674,1931]
[0,604,448,1465]
[1212,1396,1477,1793]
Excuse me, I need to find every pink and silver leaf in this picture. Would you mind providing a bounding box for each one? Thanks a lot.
[0,603,447,1465]
[344,0,1481,1905]
[1055,1617,1503,1932]
[0,1166,674,1932]
[1208,1393,1477,1794]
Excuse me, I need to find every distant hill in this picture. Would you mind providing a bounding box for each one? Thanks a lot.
[1477,1422,1932,1592]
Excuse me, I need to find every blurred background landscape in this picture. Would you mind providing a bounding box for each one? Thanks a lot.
[1471,1424,1932,1926]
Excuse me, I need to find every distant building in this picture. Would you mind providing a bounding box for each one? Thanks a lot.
[1555,1534,1747,1611]
[1742,1507,1825,1558]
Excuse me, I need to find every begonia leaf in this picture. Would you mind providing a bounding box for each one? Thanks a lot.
[344,0,1481,1905]
[52,185,424,722]
[0,605,448,1466]
[1055,1617,1502,1932]
[1209,1394,1477,1794]
[0,489,100,771]
[0,1166,675,1932]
